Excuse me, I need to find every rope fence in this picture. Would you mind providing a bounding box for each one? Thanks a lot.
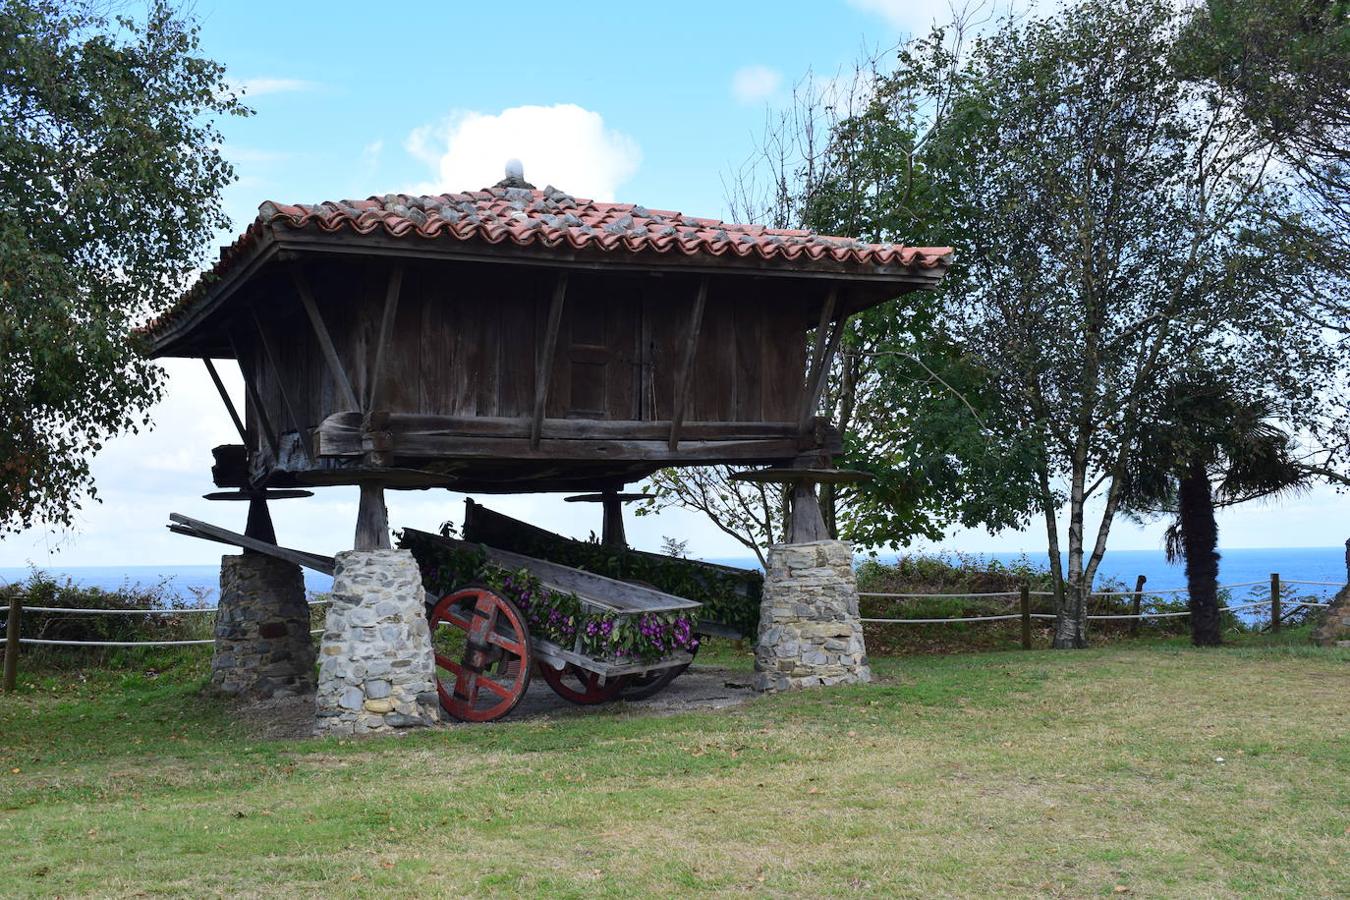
[0,570,1343,691]
[1,592,333,690]
[857,574,1344,642]
[13,598,330,616]
[17,628,327,648]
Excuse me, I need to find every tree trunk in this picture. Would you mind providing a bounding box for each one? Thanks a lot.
[1179,460,1222,646]
[1054,578,1090,648]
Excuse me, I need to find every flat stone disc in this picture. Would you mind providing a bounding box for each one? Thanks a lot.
[563,492,656,503]
[729,468,872,485]
[203,489,315,501]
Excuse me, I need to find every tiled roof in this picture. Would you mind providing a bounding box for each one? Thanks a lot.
[255,185,952,270]
[144,182,950,345]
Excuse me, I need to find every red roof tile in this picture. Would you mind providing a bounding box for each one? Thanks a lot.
[145,183,952,344]
[264,184,949,270]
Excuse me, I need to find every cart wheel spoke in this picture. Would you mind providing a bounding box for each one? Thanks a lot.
[538,662,628,705]
[440,607,473,631]
[485,630,527,657]
[429,588,532,722]
[476,676,513,700]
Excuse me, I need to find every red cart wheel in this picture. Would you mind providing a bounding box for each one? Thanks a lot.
[429,587,531,722]
[538,662,627,705]
[619,641,699,701]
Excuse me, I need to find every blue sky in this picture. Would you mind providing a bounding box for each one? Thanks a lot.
[1,0,1345,569]
[200,1,929,228]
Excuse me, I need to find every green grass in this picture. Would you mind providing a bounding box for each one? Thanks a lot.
[1,634,1347,897]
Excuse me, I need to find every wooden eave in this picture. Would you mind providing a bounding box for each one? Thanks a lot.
[148,221,945,359]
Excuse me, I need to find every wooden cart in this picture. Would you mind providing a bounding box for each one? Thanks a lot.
[406,530,702,722]
[170,514,703,722]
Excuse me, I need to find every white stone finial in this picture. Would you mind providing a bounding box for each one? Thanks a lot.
[505,158,524,181]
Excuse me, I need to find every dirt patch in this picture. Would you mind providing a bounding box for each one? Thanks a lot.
[231,665,757,740]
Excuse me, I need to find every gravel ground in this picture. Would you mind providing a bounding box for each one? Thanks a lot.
[233,665,756,740]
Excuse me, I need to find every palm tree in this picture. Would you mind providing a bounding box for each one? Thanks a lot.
[1123,377,1308,646]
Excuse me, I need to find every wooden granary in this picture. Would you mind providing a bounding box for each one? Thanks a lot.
[146,169,951,549]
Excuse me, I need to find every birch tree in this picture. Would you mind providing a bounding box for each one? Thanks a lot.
[0,1,246,534]
[885,0,1345,646]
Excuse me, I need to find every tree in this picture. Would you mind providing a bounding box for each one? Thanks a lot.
[0,1,246,535]
[1122,376,1309,645]
[1179,0,1350,476]
[644,13,1040,562]
[843,0,1344,646]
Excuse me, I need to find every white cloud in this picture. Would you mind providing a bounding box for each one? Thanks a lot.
[237,77,319,97]
[404,104,641,200]
[731,65,783,104]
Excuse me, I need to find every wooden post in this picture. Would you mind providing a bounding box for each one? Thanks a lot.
[1020,584,1032,650]
[787,480,830,543]
[1270,573,1281,634]
[668,277,709,450]
[1130,574,1146,637]
[531,273,568,449]
[366,264,405,412]
[3,592,20,693]
[244,496,277,546]
[600,491,626,550]
[355,483,391,551]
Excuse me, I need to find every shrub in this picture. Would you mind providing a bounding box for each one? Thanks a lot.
[0,570,214,670]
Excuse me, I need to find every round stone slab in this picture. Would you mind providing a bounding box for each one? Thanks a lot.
[729,468,872,485]
[203,489,315,501]
[563,492,656,503]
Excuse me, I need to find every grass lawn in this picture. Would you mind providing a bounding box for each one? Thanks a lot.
[0,634,1346,897]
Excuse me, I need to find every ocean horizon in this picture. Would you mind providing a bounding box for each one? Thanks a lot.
[1,544,1344,607]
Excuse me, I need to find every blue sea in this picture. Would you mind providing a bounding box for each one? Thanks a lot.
[1,545,1343,607]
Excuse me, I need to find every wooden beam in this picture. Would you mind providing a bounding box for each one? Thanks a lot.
[366,264,405,412]
[320,411,815,441]
[250,310,312,464]
[798,287,840,431]
[668,277,709,450]
[291,266,361,412]
[531,273,568,449]
[169,512,335,575]
[201,357,248,446]
[803,287,838,386]
[799,315,845,432]
[323,431,816,463]
[225,333,280,461]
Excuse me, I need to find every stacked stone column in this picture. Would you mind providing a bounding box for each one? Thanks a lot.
[1312,585,1350,647]
[314,549,440,736]
[212,553,316,699]
[753,540,871,692]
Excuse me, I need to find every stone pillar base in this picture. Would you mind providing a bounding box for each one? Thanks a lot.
[753,540,871,692]
[212,553,316,699]
[1312,585,1350,647]
[315,549,440,736]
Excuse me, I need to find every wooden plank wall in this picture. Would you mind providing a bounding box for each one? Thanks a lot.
[247,259,818,446]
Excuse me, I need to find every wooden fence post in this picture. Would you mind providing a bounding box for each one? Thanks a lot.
[1270,573,1281,634]
[1130,575,1147,638]
[1020,584,1032,650]
[3,591,20,693]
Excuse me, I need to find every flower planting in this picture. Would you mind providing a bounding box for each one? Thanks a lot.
[402,532,699,664]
